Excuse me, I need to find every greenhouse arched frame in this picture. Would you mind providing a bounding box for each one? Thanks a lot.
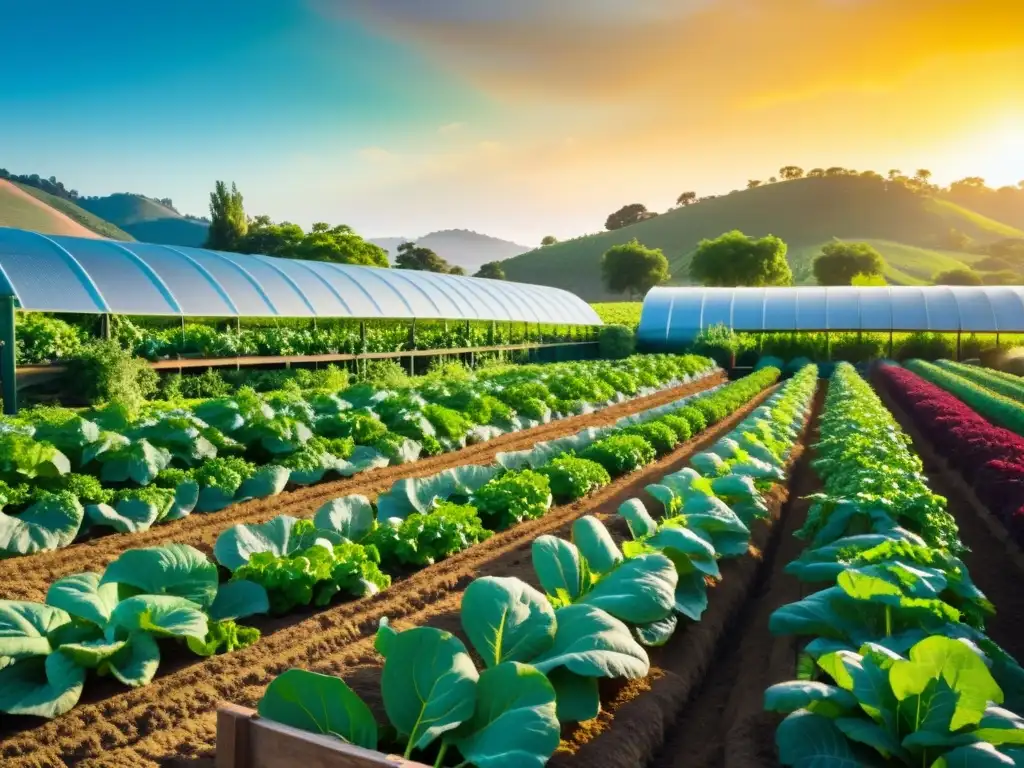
[0,227,602,414]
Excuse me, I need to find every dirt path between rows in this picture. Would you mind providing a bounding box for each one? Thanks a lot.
[0,378,764,768]
[872,373,1024,663]
[648,386,825,768]
[0,372,725,604]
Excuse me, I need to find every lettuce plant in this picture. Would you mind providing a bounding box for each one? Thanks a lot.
[581,434,656,476]
[366,502,491,571]
[470,470,552,530]
[537,455,610,503]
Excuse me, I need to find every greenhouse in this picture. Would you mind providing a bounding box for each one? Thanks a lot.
[0,226,602,412]
[638,285,1024,346]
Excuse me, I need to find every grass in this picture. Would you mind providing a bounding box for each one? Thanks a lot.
[502,175,1024,300]
[0,183,134,240]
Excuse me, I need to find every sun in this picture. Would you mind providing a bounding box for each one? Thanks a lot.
[954,118,1024,187]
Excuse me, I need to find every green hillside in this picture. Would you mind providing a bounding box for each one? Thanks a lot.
[78,193,209,246]
[503,176,1024,300]
[1,182,134,240]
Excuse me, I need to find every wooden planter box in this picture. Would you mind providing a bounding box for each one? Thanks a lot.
[217,703,429,768]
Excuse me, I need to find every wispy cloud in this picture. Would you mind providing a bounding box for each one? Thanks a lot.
[438,121,466,135]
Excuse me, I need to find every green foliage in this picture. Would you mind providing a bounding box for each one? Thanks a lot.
[599,325,636,359]
[812,241,886,285]
[622,421,678,456]
[15,314,87,364]
[605,203,655,231]
[66,340,158,414]
[908,359,1024,437]
[690,230,793,287]
[474,261,506,279]
[205,180,247,250]
[537,455,610,503]
[471,470,553,530]
[590,302,641,329]
[365,502,491,571]
[233,540,390,614]
[600,239,669,298]
[423,404,472,442]
[581,434,657,476]
[933,266,982,285]
[192,457,257,494]
[394,241,457,273]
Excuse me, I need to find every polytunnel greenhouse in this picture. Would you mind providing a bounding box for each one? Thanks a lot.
[637,285,1024,347]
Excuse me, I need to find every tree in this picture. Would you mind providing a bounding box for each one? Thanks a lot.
[852,272,887,287]
[235,216,388,267]
[747,179,762,189]
[888,169,903,181]
[541,235,558,246]
[933,267,982,286]
[779,166,804,180]
[676,191,697,207]
[600,239,669,298]
[807,168,826,178]
[689,230,793,287]
[769,176,778,183]
[605,203,655,231]
[915,169,932,183]
[395,242,454,273]
[475,262,506,280]
[939,227,972,251]
[825,167,850,176]
[206,181,248,250]
[812,241,886,286]
[449,266,467,276]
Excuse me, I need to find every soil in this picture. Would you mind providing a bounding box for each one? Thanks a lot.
[0,372,726,604]
[543,385,825,768]
[0,375,764,768]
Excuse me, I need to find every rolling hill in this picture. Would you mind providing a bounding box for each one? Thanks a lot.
[502,175,1024,300]
[0,181,134,240]
[370,229,530,271]
[76,194,209,246]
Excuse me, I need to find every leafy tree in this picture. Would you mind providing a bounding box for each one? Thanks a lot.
[690,230,793,287]
[825,167,850,176]
[807,168,826,178]
[888,169,903,180]
[605,203,655,231]
[939,227,972,251]
[541,235,558,246]
[206,181,248,250]
[448,266,467,276]
[235,216,387,267]
[915,169,933,183]
[676,191,697,207]
[395,242,454,273]
[747,180,762,189]
[851,272,887,287]
[860,170,884,181]
[474,262,506,280]
[769,176,778,183]
[933,267,982,286]
[600,239,669,298]
[812,241,886,286]
[779,166,804,180]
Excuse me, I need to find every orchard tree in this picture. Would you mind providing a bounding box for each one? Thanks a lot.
[676,191,697,207]
[812,241,886,285]
[395,242,454,273]
[605,203,655,231]
[933,267,982,286]
[689,230,792,287]
[206,181,248,250]
[600,239,669,298]
[541,235,558,246]
[747,179,762,189]
[475,262,506,280]
[779,166,804,180]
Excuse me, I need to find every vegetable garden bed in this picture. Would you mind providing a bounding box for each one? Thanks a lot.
[0,371,725,605]
[0,373,778,767]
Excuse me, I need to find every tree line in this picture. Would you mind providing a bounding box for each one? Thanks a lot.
[204,181,505,279]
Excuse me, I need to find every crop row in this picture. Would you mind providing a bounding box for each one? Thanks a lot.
[878,364,1024,546]
[906,358,1024,436]
[764,363,1024,767]
[0,366,776,722]
[935,359,1024,403]
[0,354,715,559]
[247,365,819,766]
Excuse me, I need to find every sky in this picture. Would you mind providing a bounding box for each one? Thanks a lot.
[1,0,1023,245]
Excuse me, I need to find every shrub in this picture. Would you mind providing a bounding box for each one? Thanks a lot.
[622,421,678,455]
[16,314,87,364]
[581,434,656,476]
[471,470,552,530]
[537,455,610,503]
[599,325,636,359]
[66,340,158,414]
[360,360,409,388]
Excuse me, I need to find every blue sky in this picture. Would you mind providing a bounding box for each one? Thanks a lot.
[2,0,1022,245]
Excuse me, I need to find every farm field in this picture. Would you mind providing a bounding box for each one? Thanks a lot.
[3,359,1024,768]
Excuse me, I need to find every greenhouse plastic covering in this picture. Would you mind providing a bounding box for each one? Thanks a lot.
[639,286,1024,344]
[0,227,601,324]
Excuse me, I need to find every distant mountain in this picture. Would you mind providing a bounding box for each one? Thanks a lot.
[0,180,134,240]
[77,193,210,247]
[370,229,530,272]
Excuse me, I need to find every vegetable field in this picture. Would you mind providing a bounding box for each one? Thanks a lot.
[3,358,1024,768]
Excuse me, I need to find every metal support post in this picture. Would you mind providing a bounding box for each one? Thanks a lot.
[100,314,112,340]
[409,319,417,376]
[1,298,17,415]
[956,330,962,361]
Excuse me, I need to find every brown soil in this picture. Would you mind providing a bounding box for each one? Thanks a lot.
[648,386,826,768]
[543,385,824,768]
[872,374,1024,663]
[0,373,725,604]
[0,377,764,768]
